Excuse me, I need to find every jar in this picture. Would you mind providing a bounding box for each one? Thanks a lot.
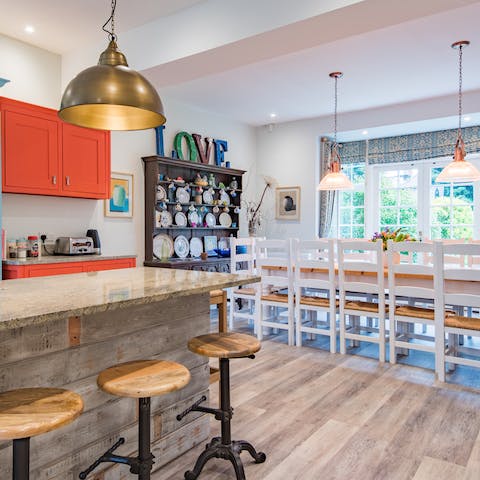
[7,239,17,259]
[28,235,39,257]
[16,238,27,259]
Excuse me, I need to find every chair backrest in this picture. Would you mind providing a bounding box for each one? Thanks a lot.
[387,240,435,302]
[256,238,293,289]
[294,239,336,297]
[230,237,256,274]
[434,242,480,310]
[337,239,384,298]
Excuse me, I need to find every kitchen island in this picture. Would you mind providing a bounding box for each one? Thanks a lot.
[0,267,259,479]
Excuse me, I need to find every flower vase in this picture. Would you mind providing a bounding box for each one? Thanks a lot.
[383,251,400,265]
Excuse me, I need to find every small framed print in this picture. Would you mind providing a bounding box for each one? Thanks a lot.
[203,235,218,256]
[105,172,134,218]
[275,186,300,220]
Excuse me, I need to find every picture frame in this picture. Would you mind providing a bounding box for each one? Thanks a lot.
[203,235,218,256]
[105,172,134,218]
[275,186,301,220]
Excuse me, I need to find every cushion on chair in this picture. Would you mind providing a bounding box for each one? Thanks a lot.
[300,296,339,308]
[445,315,480,331]
[394,305,434,319]
[345,300,388,313]
[233,288,256,296]
[261,293,290,303]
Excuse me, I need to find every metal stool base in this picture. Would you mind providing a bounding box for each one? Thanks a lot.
[184,437,265,480]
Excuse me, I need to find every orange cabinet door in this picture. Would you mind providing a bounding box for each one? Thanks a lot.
[62,123,110,199]
[1,101,60,195]
[84,259,136,272]
[27,263,85,278]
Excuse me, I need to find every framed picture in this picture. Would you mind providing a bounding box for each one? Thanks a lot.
[203,235,218,256]
[275,186,300,220]
[105,172,134,218]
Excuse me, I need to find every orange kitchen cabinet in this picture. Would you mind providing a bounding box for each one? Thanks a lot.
[62,123,110,198]
[2,258,136,279]
[0,97,110,199]
[1,98,61,195]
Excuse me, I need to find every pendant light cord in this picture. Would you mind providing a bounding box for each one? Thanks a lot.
[333,75,338,145]
[102,0,117,41]
[458,43,463,135]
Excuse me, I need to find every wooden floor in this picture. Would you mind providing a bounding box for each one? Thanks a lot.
[155,328,480,480]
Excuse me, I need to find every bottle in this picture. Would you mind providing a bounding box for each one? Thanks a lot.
[27,236,39,257]
[8,239,17,259]
[16,238,27,259]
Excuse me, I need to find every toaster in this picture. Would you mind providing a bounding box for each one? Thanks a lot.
[54,237,95,255]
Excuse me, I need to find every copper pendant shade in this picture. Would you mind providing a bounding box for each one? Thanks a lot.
[318,72,353,191]
[436,40,480,183]
[59,1,165,131]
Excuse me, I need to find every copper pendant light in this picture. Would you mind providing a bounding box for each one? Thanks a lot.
[436,41,480,183]
[318,72,353,191]
[59,0,165,131]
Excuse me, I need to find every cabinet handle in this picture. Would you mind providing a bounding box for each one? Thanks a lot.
[52,175,57,185]
[65,176,70,186]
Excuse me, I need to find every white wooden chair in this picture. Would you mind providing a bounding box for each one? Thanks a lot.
[337,239,387,361]
[294,239,337,352]
[256,238,295,346]
[434,241,480,382]
[387,240,440,366]
[228,237,258,331]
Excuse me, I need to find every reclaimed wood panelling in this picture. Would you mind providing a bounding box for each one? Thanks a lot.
[0,293,211,479]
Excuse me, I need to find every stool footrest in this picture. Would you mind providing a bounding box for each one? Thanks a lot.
[78,437,155,479]
[177,396,233,422]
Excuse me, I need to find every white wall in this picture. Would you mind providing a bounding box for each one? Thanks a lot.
[1,34,256,260]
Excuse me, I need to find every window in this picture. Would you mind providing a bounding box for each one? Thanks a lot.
[430,167,474,239]
[338,164,365,238]
[332,155,480,240]
[379,167,418,236]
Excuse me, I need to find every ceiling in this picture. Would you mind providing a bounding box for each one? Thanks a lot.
[2,0,480,135]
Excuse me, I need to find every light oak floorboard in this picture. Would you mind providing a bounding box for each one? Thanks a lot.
[154,322,480,480]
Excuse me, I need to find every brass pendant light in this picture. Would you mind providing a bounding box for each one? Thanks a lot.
[318,72,353,191]
[436,40,480,183]
[59,0,166,131]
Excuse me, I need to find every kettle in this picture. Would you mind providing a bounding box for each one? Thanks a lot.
[86,229,101,255]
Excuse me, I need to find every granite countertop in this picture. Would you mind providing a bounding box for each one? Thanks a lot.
[0,267,259,330]
[3,254,136,266]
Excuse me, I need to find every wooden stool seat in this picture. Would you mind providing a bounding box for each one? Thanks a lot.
[97,360,191,398]
[188,332,261,358]
[0,388,83,440]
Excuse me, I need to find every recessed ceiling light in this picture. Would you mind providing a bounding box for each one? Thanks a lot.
[464,116,471,122]
[24,25,35,34]
[362,130,368,135]
[270,113,277,119]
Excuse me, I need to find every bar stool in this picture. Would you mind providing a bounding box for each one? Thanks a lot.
[79,359,191,480]
[0,387,84,480]
[178,332,266,480]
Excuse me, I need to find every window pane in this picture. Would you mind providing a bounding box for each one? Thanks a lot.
[453,185,474,203]
[352,226,365,238]
[399,188,416,206]
[431,206,450,225]
[352,166,365,183]
[452,226,473,240]
[380,208,397,225]
[352,191,364,206]
[399,208,417,225]
[430,226,442,239]
[380,172,397,189]
[398,169,418,188]
[340,208,352,224]
[453,205,474,224]
[380,189,396,206]
[353,208,364,225]
[340,192,352,206]
[340,226,351,238]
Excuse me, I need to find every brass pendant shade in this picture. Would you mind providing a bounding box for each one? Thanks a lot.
[59,39,165,131]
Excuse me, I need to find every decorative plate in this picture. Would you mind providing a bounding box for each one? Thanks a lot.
[219,212,232,227]
[188,210,200,226]
[220,191,230,205]
[190,237,203,258]
[205,212,216,227]
[174,235,189,258]
[176,187,190,204]
[156,185,167,202]
[153,234,174,259]
[203,190,214,205]
[156,210,172,228]
[174,211,187,227]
